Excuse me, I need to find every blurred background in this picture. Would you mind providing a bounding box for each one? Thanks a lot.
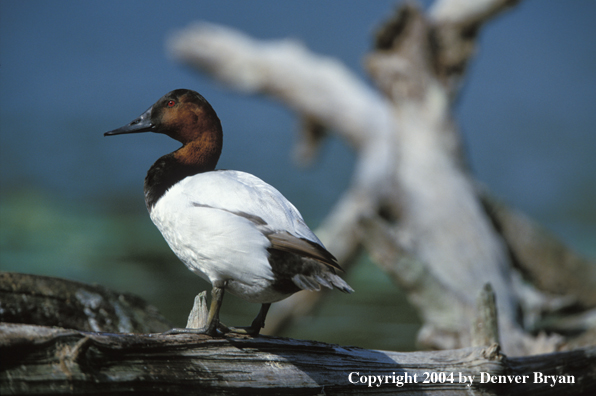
[1,0,594,351]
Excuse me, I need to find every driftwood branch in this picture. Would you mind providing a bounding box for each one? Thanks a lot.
[2,322,595,395]
[472,283,501,347]
[2,270,593,394]
[167,0,596,356]
[0,272,171,334]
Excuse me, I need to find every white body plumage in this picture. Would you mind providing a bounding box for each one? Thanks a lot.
[149,170,326,303]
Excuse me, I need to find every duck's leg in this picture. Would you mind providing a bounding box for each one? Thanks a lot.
[163,286,225,336]
[205,286,225,334]
[251,303,271,330]
[226,303,271,336]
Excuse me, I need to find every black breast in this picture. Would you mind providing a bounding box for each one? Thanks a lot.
[144,154,202,212]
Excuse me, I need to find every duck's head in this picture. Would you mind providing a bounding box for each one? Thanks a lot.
[105,89,223,171]
[104,89,222,146]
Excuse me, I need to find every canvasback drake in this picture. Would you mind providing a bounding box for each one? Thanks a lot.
[104,89,353,336]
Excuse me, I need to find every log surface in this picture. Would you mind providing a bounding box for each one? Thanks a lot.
[0,272,171,334]
[1,322,594,395]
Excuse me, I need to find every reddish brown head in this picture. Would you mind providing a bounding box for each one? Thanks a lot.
[104,89,223,171]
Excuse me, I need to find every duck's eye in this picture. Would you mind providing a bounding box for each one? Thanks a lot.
[167,100,176,107]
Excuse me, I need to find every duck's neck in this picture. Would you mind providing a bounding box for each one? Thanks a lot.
[144,132,222,212]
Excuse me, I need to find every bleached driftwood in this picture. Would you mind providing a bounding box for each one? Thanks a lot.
[167,0,596,356]
[2,270,594,395]
[2,322,595,395]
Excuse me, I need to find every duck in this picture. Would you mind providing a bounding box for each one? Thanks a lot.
[104,89,353,336]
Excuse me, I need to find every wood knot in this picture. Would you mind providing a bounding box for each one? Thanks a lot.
[482,343,503,361]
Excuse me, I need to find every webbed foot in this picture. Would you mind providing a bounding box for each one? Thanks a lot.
[224,303,271,336]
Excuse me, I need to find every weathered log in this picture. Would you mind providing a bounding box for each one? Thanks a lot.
[1,273,593,394]
[0,272,171,334]
[1,322,594,395]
